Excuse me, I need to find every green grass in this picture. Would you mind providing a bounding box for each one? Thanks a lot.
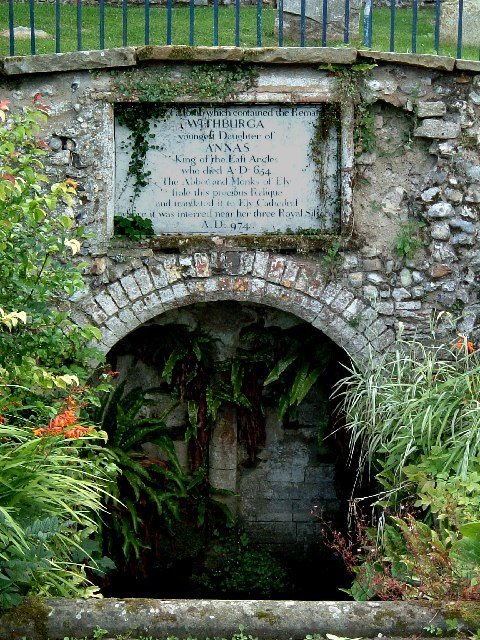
[1,3,479,59]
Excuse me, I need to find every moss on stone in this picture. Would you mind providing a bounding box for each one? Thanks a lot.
[168,46,196,60]
[144,233,346,254]
[372,609,409,634]
[441,602,480,633]
[0,597,51,640]
[254,610,279,625]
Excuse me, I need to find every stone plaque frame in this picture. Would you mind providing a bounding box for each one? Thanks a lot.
[113,101,354,238]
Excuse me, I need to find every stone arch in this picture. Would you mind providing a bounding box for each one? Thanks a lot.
[73,251,398,596]
[74,251,395,361]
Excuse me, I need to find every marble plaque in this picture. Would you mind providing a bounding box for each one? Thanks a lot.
[115,105,340,235]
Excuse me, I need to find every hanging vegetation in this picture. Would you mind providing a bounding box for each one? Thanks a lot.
[93,319,338,594]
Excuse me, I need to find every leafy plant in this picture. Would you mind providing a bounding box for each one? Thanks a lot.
[393,220,423,261]
[92,381,187,567]
[192,531,289,598]
[332,334,480,601]
[0,99,111,606]
[114,214,155,241]
[335,336,480,489]
[342,513,480,602]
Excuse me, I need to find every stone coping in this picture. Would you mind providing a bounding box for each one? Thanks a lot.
[0,598,476,640]
[1,45,480,75]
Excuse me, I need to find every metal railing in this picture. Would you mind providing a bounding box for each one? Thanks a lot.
[2,0,479,60]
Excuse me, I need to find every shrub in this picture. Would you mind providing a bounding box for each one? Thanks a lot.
[0,99,111,606]
[332,333,480,601]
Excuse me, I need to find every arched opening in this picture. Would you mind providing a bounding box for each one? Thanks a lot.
[93,301,354,599]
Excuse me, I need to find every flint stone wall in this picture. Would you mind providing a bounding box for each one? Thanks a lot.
[2,45,480,550]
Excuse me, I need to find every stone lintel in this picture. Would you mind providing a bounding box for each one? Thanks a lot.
[125,234,348,254]
[136,45,358,65]
[0,47,137,75]
[0,46,470,76]
[455,58,480,72]
[358,49,456,71]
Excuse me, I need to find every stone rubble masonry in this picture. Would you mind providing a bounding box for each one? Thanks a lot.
[2,48,480,549]
[0,49,471,351]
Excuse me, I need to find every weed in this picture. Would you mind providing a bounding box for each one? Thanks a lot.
[323,239,343,278]
[113,214,155,241]
[393,220,423,261]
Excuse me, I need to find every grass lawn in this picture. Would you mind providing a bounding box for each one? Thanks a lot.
[0,3,479,59]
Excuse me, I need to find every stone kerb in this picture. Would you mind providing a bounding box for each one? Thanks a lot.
[73,251,394,361]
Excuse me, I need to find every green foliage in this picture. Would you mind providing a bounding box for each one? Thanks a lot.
[0,101,110,606]
[0,410,111,607]
[343,513,480,601]
[354,102,376,156]
[0,101,101,392]
[114,214,155,241]
[322,239,343,279]
[393,220,423,261]
[93,382,188,566]
[334,334,480,601]
[192,531,289,597]
[114,65,257,207]
[335,337,480,487]
[318,63,376,101]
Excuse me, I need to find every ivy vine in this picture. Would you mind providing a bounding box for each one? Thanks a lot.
[114,64,258,205]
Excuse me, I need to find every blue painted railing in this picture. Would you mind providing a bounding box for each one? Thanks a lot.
[4,0,479,60]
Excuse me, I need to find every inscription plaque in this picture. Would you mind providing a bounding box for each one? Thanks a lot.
[115,105,340,235]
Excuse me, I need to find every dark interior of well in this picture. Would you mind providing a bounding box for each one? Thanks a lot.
[93,301,357,600]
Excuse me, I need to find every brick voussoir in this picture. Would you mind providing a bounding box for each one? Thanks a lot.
[119,274,143,301]
[94,291,119,317]
[133,266,155,295]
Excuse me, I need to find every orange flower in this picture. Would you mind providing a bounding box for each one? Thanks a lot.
[0,416,4,424]
[64,426,92,439]
[49,410,77,430]
[454,338,475,353]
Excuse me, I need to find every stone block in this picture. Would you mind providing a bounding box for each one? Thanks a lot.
[209,408,237,471]
[359,50,455,71]
[118,307,139,328]
[252,252,270,278]
[149,263,169,289]
[133,266,154,295]
[414,119,461,139]
[131,299,151,323]
[82,300,108,325]
[1,48,137,75]
[416,101,446,118]
[267,257,287,283]
[106,315,130,340]
[94,291,118,317]
[120,274,142,301]
[209,468,237,493]
[107,281,129,308]
[441,0,480,47]
[245,522,297,544]
[330,290,355,313]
